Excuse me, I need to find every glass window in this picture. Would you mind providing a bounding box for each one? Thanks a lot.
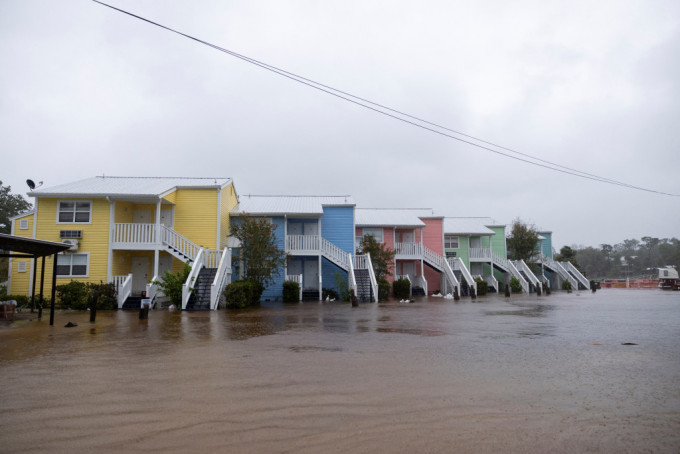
[58,201,91,223]
[57,254,88,277]
[445,235,459,249]
[362,228,384,243]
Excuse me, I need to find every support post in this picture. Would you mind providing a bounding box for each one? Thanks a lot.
[49,252,58,326]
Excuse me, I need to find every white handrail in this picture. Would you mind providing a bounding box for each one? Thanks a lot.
[204,249,222,268]
[347,252,357,296]
[145,275,159,307]
[541,254,578,290]
[113,273,133,309]
[447,257,477,294]
[394,242,422,257]
[364,253,378,302]
[182,248,205,309]
[210,247,232,310]
[161,225,201,261]
[561,261,589,289]
[441,257,460,293]
[321,238,350,271]
[415,274,428,296]
[469,248,492,260]
[483,274,498,291]
[513,260,541,289]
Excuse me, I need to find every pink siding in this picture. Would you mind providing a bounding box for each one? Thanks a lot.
[424,266,441,294]
[421,218,443,254]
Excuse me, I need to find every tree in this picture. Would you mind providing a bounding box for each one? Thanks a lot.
[0,181,32,234]
[359,234,394,281]
[555,245,581,270]
[230,216,287,288]
[506,218,540,262]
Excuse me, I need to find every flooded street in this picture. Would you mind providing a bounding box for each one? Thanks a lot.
[1,289,679,453]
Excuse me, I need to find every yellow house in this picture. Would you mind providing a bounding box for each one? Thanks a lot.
[8,176,238,310]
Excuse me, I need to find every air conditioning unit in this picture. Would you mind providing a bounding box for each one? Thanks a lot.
[60,230,83,239]
[62,239,79,252]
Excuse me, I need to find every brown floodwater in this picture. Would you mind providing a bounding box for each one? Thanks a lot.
[1,289,679,453]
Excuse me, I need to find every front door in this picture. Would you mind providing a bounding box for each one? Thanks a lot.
[470,236,482,248]
[402,262,416,280]
[131,257,149,295]
[305,222,319,236]
[133,209,151,224]
[160,209,173,228]
[304,259,319,290]
[158,256,172,278]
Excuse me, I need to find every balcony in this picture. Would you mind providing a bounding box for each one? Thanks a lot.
[286,235,321,255]
[394,242,423,259]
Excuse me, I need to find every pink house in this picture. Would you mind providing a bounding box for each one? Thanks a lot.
[355,209,457,296]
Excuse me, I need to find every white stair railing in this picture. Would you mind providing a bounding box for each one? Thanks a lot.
[320,238,350,271]
[441,258,460,294]
[161,225,201,262]
[394,242,422,257]
[541,254,578,290]
[513,260,541,290]
[210,247,232,310]
[506,260,529,293]
[422,245,460,293]
[182,248,205,310]
[347,252,357,296]
[561,261,589,289]
[448,257,477,294]
[145,276,159,307]
[415,274,428,296]
[113,274,133,309]
[483,274,498,291]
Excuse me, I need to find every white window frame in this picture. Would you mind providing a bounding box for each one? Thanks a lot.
[362,228,384,243]
[19,219,29,230]
[445,235,459,249]
[57,200,92,224]
[17,261,28,273]
[56,253,90,277]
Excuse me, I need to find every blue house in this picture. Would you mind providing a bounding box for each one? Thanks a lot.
[230,195,356,301]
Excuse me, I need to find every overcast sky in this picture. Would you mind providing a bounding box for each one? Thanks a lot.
[1,0,678,249]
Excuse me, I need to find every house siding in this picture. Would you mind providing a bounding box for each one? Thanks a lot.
[219,183,238,249]
[174,188,219,250]
[8,213,36,295]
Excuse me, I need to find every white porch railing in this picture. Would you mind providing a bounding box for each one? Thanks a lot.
[286,234,320,252]
[355,253,378,302]
[210,247,232,310]
[395,242,422,258]
[285,273,303,301]
[414,274,428,296]
[113,274,133,309]
[182,248,205,310]
[447,257,477,294]
[469,247,491,260]
[113,223,156,244]
[204,250,222,268]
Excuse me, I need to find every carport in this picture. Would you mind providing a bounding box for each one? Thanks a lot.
[0,233,71,325]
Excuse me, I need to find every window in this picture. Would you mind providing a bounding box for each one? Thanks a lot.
[17,262,27,273]
[19,219,29,230]
[445,235,459,249]
[58,201,91,223]
[445,251,457,258]
[362,228,384,243]
[57,253,88,277]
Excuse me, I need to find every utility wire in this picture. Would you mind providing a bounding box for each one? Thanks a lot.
[92,0,679,197]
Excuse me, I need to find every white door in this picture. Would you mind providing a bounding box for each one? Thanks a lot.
[158,256,172,278]
[160,209,173,228]
[288,223,302,235]
[304,259,319,290]
[133,209,151,224]
[402,262,416,280]
[305,222,319,236]
[400,231,414,243]
[131,257,149,295]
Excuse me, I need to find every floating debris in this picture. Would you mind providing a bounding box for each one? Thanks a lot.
[64,322,78,328]
[621,342,638,346]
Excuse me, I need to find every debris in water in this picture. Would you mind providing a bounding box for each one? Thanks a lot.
[64,322,78,328]
[621,342,638,346]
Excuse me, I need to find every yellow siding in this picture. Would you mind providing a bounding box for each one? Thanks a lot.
[163,190,177,205]
[219,183,239,248]
[32,197,111,297]
[174,188,219,249]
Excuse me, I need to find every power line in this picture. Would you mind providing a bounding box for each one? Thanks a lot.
[92,0,679,197]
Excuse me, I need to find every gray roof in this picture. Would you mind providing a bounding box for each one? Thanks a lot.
[232,195,355,216]
[28,176,232,198]
[355,208,429,227]
[444,217,495,235]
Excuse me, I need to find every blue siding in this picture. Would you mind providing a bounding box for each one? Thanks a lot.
[321,206,354,252]
[261,216,286,301]
[322,259,348,295]
[538,232,553,260]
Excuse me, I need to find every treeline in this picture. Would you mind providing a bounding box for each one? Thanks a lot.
[560,237,680,279]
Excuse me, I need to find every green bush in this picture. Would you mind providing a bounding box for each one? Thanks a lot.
[509,277,522,293]
[282,280,300,302]
[56,281,89,309]
[561,279,573,291]
[474,278,489,296]
[224,280,264,309]
[377,278,390,302]
[154,264,191,307]
[334,272,350,301]
[2,294,30,307]
[392,278,411,300]
[88,282,117,310]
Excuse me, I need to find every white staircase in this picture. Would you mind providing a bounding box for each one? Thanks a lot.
[422,245,459,295]
[561,261,589,290]
[513,260,541,291]
[542,255,578,290]
[447,257,477,294]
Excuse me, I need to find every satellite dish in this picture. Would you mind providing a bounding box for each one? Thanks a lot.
[26,179,35,190]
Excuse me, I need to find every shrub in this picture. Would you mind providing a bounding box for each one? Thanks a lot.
[88,282,117,310]
[2,294,30,307]
[392,278,411,300]
[154,264,191,307]
[377,278,390,302]
[474,278,489,296]
[282,280,300,302]
[334,272,350,301]
[224,280,264,309]
[561,279,573,291]
[509,277,522,293]
[56,281,89,309]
